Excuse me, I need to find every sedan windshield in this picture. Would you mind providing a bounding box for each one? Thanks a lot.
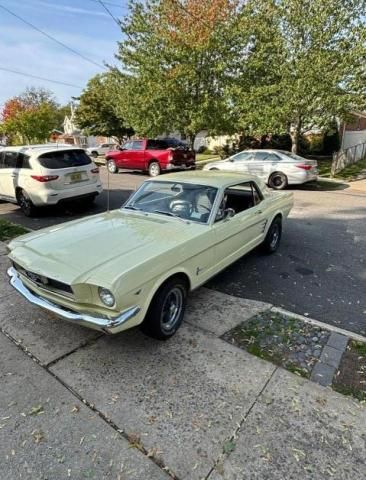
[123,181,218,223]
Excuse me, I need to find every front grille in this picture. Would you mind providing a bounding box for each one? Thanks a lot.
[13,262,73,296]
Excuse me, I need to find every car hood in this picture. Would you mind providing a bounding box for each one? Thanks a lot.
[8,210,204,286]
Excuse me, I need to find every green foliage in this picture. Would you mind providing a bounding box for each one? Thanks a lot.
[114,0,242,145]
[323,127,341,155]
[232,0,366,153]
[75,73,134,143]
[1,87,62,144]
[0,219,28,241]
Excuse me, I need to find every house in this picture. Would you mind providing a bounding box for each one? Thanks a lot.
[58,104,116,148]
[340,110,366,151]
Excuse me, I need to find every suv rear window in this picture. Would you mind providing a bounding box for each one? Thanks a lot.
[38,150,91,169]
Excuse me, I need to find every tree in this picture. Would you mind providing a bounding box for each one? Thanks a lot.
[115,0,241,146]
[1,87,61,144]
[234,0,366,153]
[75,73,133,143]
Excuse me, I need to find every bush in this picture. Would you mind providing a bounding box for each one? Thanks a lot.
[197,145,208,154]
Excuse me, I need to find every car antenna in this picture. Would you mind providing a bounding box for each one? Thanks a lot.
[107,161,110,213]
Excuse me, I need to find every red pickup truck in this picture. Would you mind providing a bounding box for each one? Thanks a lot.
[105,138,196,176]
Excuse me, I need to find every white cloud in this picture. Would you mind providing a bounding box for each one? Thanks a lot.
[28,0,111,18]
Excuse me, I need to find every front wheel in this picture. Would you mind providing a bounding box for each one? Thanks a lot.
[17,189,37,217]
[141,277,188,340]
[107,159,118,174]
[268,172,288,190]
[148,161,161,177]
[91,151,99,158]
[262,217,282,254]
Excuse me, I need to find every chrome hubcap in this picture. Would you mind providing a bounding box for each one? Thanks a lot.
[161,287,183,332]
[273,175,284,187]
[108,161,115,172]
[150,164,160,176]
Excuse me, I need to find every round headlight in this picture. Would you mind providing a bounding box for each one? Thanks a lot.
[98,287,115,307]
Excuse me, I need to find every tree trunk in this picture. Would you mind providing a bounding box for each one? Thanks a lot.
[290,117,302,154]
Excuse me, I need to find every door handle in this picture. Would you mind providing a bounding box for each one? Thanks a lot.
[255,210,263,215]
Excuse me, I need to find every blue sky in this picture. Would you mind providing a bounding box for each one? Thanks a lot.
[0,0,129,107]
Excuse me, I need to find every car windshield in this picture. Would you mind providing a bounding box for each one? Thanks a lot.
[123,181,218,224]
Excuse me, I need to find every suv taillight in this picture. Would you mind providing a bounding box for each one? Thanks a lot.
[31,175,59,182]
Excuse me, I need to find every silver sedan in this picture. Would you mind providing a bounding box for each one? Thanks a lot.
[203,149,318,189]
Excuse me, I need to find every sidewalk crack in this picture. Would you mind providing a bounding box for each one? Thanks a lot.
[204,365,278,480]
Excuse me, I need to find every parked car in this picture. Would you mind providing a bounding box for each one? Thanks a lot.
[0,145,102,216]
[7,171,293,339]
[203,149,318,189]
[86,143,117,158]
[105,138,196,176]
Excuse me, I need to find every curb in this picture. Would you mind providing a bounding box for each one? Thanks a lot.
[271,306,366,344]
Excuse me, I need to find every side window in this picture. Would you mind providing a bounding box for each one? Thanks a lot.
[231,152,252,162]
[0,152,4,169]
[267,153,281,162]
[123,141,133,150]
[131,141,143,151]
[3,151,18,168]
[254,152,270,161]
[216,182,262,219]
[17,153,31,169]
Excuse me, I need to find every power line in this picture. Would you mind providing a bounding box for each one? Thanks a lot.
[87,0,127,9]
[97,0,121,27]
[0,3,106,70]
[0,67,83,89]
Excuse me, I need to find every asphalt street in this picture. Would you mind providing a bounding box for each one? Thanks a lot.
[0,167,365,335]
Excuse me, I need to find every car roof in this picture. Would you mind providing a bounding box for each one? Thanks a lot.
[148,170,262,188]
[1,144,84,156]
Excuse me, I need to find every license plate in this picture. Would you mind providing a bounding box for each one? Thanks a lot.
[70,172,82,182]
[184,154,187,159]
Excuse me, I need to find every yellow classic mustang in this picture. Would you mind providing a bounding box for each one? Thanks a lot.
[7,171,293,340]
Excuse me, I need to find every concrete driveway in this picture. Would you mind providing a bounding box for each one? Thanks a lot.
[0,167,365,335]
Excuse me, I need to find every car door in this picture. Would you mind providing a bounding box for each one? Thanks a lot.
[0,151,19,200]
[127,140,145,169]
[212,181,267,271]
[246,151,270,178]
[231,151,254,173]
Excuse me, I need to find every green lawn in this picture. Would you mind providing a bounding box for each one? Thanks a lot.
[317,157,366,181]
[0,219,29,242]
[196,153,220,162]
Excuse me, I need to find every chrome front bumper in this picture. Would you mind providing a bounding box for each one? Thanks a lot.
[7,267,140,334]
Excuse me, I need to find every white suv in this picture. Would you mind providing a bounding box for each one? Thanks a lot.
[86,143,117,158]
[0,145,103,216]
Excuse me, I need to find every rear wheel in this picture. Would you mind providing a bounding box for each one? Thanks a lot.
[268,172,288,190]
[262,217,282,254]
[107,159,118,174]
[16,189,37,217]
[91,151,98,158]
[141,277,188,340]
[148,161,161,177]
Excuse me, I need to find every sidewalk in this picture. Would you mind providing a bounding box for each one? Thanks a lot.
[348,178,366,193]
[0,247,365,479]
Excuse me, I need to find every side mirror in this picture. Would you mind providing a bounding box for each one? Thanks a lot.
[229,157,234,162]
[223,208,235,221]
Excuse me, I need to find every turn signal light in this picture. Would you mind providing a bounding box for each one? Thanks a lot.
[31,175,59,182]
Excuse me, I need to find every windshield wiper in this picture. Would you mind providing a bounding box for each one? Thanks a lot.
[124,205,141,211]
[153,210,188,223]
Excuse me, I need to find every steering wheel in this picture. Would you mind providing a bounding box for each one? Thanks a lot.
[169,199,193,218]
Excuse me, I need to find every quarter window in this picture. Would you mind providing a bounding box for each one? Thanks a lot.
[3,151,18,168]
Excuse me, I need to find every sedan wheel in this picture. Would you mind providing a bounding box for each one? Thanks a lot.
[148,161,161,177]
[91,151,99,158]
[141,277,187,340]
[268,172,288,190]
[107,159,118,174]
